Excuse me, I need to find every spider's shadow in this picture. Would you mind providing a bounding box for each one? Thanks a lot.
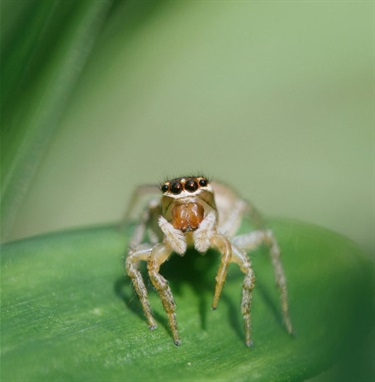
[114,247,283,343]
[114,248,246,341]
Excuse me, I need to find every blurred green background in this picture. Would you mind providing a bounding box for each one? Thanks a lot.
[1,2,374,381]
[1,0,373,258]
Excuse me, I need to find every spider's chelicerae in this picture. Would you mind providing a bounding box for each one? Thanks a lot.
[125,176,293,346]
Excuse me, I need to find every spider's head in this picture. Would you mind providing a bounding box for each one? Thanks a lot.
[160,176,216,232]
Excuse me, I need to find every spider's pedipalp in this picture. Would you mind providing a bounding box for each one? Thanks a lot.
[158,216,187,254]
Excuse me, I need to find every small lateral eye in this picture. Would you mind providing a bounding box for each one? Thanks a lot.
[199,178,208,187]
[185,179,198,192]
[161,184,169,193]
[170,181,182,194]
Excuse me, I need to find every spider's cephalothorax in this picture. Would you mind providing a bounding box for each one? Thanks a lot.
[125,176,293,347]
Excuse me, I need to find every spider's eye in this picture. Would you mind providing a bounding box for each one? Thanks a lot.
[170,181,182,194]
[199,178,208,187]
[161,184,169,193]
[185,179,198,192]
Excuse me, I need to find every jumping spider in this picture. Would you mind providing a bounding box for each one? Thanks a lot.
[125,176,293,346]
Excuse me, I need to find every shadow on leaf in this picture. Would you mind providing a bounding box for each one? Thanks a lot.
[114,246,286,344]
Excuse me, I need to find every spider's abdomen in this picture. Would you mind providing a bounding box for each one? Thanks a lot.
[172,203,204,232]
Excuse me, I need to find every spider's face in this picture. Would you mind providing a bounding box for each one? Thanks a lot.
[160,176,216,232]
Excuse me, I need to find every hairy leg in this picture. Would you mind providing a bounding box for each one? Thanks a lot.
[211,234,233,310]
[231,244,256,347]
[126,247,156,329]
[232,230,293,334]
[147,243,180,345]
[264,230,293,334]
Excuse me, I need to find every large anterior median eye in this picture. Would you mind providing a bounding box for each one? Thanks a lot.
[170,181,182,194]
[185,179,198,192]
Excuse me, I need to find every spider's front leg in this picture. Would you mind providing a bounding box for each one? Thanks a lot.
[145,218,187,345]
[147,243,180,345]
[193,211,233,310]
[126,247,157,330]
[210,235,232,310]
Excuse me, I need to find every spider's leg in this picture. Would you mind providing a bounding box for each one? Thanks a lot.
[193,211,232,310]
[264,230,293,334]
[129,207,151,249]
[217,198,248,236]
[127,197,162,250]
[147,243,180,345]
[233,230,293,334]
[231,244,255,347]
[123,184,160,222]
[210,234,233,310]
[126,246,157,330]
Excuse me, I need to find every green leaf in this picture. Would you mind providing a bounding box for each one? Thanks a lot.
[1,219,373,381]
[0,0,113,239]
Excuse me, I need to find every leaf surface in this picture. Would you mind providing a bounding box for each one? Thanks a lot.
[1,219,373,381]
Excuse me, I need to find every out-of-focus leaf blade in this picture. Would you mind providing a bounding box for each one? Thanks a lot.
[0,0,113,240]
